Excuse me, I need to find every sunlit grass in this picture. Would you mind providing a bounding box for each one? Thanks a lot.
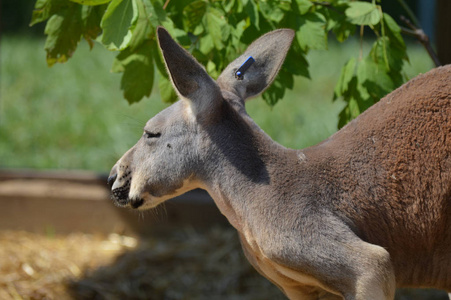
[1,37,168,171]
[0,36,434,172]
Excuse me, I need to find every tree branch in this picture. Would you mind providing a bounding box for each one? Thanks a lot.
[163,0,170,10]
[311,1,345,15]
[400,16,441,67]
[396,0,420,27]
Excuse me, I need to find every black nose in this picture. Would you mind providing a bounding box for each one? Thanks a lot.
[107,173,117,188]
[130,198,144,209]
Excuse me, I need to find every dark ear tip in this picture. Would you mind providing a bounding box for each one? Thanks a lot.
[258,28,295,46]
[157,26,169,39]
[280,28,295,40]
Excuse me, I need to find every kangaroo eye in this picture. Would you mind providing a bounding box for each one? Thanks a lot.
[144,131,161,139]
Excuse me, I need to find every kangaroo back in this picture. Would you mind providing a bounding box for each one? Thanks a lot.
[309,65,451,288]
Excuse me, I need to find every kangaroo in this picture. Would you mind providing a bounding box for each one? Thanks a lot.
[108,27,451,299]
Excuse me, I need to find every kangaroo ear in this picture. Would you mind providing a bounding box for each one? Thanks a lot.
[157,27,221,114]
[217,29,294,101]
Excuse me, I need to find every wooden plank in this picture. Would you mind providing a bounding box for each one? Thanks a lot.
[0,170,228,236]
[0,168,108,185]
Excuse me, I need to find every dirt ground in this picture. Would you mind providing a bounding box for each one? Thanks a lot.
[0,227,285,300]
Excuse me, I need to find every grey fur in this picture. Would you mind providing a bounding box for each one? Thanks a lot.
[217,28,295,100]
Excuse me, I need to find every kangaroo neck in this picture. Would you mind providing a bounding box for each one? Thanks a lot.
[200,101,303,231]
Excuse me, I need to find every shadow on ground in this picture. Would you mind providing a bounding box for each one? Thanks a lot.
[67,227,449,300]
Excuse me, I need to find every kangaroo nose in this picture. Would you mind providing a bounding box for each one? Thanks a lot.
[130,198,144,209]
[107,173,117,188]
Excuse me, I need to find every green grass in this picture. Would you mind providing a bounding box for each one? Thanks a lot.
[0,36,434,172]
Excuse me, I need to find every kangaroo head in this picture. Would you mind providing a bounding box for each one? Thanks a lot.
[108,27,294,209]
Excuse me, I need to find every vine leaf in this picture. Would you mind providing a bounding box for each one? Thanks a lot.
[295,0,313,15]
[260,1,285,23]
[44,3,83,66]
[346,2,381,26]
[334,57,356,99]
[112,41,154,104]
[69,0,111,5]
[204,7,229,50]
[128,0,153,50]
[30,0,68,26]
[158,74,178,103]
[82,5,106,48]
[100,0,137,51]
[244,0,259,30]
[325,5,356,42]
[30,0,414,126]
[296,12,327,51]
[183,1,207,32]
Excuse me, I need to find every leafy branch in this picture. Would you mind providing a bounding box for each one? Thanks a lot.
[30,0,433,128]
[399,15,441,67]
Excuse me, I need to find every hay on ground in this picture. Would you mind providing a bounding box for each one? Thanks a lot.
[0,227,284,300]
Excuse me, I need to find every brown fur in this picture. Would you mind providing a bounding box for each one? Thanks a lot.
[315,66,451,288]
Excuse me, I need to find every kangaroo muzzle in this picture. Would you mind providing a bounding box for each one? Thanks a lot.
[108,165,144,209]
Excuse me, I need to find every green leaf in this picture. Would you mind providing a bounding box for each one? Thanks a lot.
[382,13,406,55]
[296,12,327,51]
[113,41,155,104]
[128,0,153,50]
[284,49,309,78]
[337,105,351,129]
[370,37,406,72]
[333,21,355,42]
[324,5,355,42]
[30,0,68,26]
[230,19,248,39]
[206,60,220,79]
[295,0,313,15]
[278,0,291,11]
[261,68,295,106]
[145,0,168,28]
[69,0,111,5]
[345,2,381,25]
[81,4,106,48]
[262,76,285,106]
[336,76,371,128]
[260,0,285,23]
[183,1,207,32]
[383,13,402,45]
[203,7,229,50]
[199,34,215,54]
[31,0,51,25]
[100,0,137,51]
[158,74,178,103]
[152,40,168,76]
[357,57,394,100]
[244,0,259,30]
[278,68,294,89]
[44,3,84,66]
[224,0,235,13]
[334,57,356,99]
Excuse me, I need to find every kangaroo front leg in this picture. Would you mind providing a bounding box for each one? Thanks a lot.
[283,285,343,300]
[269,219,396,300]
[317,240,396,300]
[346,242,396,300]
[310,242,395,300]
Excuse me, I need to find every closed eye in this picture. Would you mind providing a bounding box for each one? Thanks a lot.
[144,131,161,139]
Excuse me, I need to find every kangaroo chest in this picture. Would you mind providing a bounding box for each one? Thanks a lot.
[237,232,335,297]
